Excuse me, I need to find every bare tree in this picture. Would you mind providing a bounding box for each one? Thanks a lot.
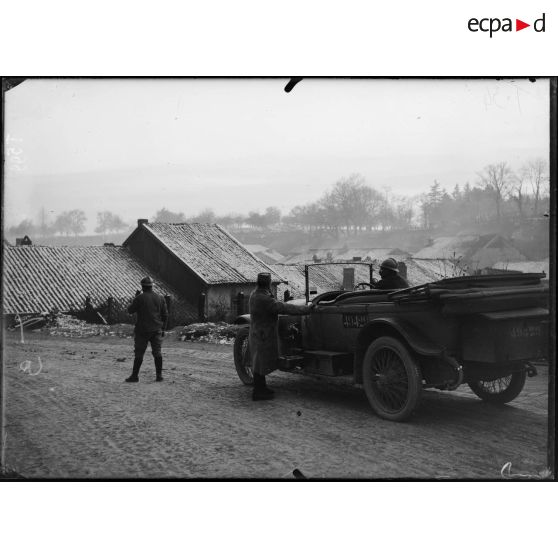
[329,174,386,233]
[190,208,216,223]
[229,213,246,229]
[95,212,110,235]
[421,180,443,229]
[522,158,549,216]
[263,206,281,227]
[67,209,87,235]
[108,214,128,233]
[477,162,514,222]
[95,211,128,234]
[217,213,239,228]
[7,218,36,237]
[355,185,384,231]
[53,209,87,236]
[36,207,53,237]
[152,208,187,222]
[510,171,526,221]
[329,174,366,233]
[246,211,265,229]
[419,193,430,229]
[393,198,414,228]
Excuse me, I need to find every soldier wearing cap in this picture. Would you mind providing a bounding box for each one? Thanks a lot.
[249,272,311,401]
[375,258,410,290]
[125,276,168,383]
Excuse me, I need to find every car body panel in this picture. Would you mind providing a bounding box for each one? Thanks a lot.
[236,271,549,388]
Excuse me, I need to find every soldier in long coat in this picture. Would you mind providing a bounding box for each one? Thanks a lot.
[249,273,311,400]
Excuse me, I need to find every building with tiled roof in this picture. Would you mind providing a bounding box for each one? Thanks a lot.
[270,264,372,300]
[123,220,283,320]
[270,258,453,300]
[413,234,525,272]
[2,245,196,324]
[281,247,410,264]
[491,258,549,277]
[244,244,285,265]
[409,258,464,282]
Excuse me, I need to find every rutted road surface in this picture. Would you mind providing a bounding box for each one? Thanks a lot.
[3,332,550,478]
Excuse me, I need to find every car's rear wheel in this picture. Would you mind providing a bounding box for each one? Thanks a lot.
[362,336,422,421]
[468,370,527,404]
[233,327,253,385]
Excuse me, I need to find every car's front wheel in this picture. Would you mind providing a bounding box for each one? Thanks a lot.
[362,336,422,421]
[233,327,254,385]
[468,370,527,404]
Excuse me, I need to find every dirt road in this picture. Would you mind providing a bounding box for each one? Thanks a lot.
[2,331,550,478]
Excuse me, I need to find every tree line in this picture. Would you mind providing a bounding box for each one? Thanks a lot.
[153,159,549,234]
[7,209,129,237]
[7,158,548,238]
[151,206,282,229]
[419,159,549,230]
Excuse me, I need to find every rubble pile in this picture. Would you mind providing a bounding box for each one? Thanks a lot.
[42,314,135,338]
[22,312,240,343]
[178,322,240,345]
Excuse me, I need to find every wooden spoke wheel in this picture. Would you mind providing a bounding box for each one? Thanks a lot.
[233,327,254,385]
[362,336,422,421]
[468,370,527,404]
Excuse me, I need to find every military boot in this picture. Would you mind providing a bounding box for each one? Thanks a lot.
[125,357,143,383]
[252,373,274,401]
[155,356,163,382]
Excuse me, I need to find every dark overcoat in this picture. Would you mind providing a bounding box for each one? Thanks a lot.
[249,287,310,376]
[128,290,168,334]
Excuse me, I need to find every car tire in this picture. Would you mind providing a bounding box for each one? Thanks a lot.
[233,327,254,386]
[467,370,527,404]
[362,336,422,421]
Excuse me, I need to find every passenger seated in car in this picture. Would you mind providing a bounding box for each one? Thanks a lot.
[375,258,409,290]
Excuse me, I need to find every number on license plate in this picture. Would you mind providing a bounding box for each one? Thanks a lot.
[509,324,541,338]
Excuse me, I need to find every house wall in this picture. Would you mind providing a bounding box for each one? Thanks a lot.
[126,228,206,308]
[207,284,248,321]
[127,227,278,322]
[206,283,278,321]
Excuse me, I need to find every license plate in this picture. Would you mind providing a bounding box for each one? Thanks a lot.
[342,314,368,328]
[509,324,542,338]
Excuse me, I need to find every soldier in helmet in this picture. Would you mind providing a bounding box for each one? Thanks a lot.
[375,258,410,290]
[125,276,168,383]
[249,272,311,401]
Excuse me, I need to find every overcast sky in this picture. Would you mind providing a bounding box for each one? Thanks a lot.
[4,78,550,232]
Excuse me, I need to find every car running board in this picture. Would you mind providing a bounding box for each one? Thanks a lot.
[301,350,354,376]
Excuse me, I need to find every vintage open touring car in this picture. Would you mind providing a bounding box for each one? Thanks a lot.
[234,263,549,421]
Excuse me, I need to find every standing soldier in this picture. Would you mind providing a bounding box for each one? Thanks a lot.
[125,276,168,383]
[249,272,311,401]
[375,258,410,290]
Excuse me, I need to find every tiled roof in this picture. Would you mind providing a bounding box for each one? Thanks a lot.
[244,244,285,265]
[492,259,549,276]
[407,258,463,283]
[411,234,516,260]
[2,245,195,317]
[280,247,410,264]
[335,248,411,261]
[140,223,283,285]
[413,235,481,259]
[413,235,527,271]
